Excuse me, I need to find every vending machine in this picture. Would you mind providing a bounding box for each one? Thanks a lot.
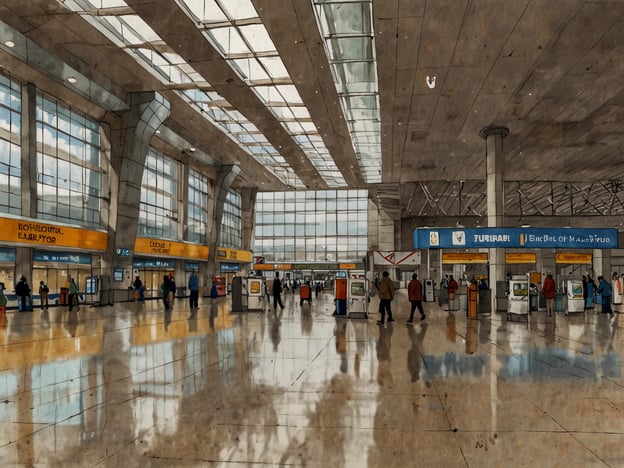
[565,279,584,314]
[507,274,530,319]
[424,279,435,302]
[347,271,368,319]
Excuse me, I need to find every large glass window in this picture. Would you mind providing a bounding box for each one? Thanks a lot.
[254,189,368,262]
[138,148,179,239]
[0,74,21,215]
[36,93,102,227]
[220,190,242,249]
[186,169,209,244]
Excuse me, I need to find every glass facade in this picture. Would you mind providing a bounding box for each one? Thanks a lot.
[0,74,21,216]
[254,189,368,262]
[220,190,242,249]
[138,148,180,239]
[186,168,209,245]
[36,93,102,228]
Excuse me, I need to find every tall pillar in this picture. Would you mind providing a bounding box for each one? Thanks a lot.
[206,165,241,277]
[479,126,509,312]
[103,92,170,295]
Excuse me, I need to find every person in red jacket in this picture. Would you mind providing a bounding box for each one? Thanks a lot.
[447,275,459,300]
[406,273,426,324]
[542,271,556,316]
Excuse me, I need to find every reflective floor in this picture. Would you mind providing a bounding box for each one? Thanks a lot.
[0,290,623,467]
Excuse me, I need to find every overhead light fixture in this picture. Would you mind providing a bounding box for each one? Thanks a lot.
[67,76,77,84]
[189,147,196,152]
[4,40,15,48]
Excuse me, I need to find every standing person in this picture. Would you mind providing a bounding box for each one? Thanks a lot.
[376,271,395,325]
[585,274,596,309]
[263,278,271,304]
[168,273,176,307]
[272,272,284,311]
[597,276,613,315]
[447,275,459,301]
[542,271,556,317]
[39,280,49,309]
[160,275,171,310]
[406,273,426,324]
[68,277,79,311]
[188,271,199,309]
[133,275,144,302]
[15,276,31,312]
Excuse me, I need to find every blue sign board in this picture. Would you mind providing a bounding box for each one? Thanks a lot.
[33,250,92,264]
[133,257,176,268]
[220,262,240,272]
[414,227,618,250]
[115,248,131,257]
[0,247,16,262]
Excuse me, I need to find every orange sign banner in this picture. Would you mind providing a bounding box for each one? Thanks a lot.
[0,216,107,250]
[442,252,488,264]
[134,237,209,259]
[506,253,536,264]
[556,253,592,264]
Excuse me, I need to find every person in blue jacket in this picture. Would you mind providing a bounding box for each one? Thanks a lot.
[596,276,613,315]
[188,271,199,309]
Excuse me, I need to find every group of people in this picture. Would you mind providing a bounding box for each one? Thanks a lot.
[543,271,614,315]
[376,271,427,326]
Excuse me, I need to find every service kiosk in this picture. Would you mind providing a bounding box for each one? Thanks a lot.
[424,279,435,302]
[246,276,264,311]
[347,270,368,319]
[565,279,584,314]
[334,271,347,316]
[507,274,531,320]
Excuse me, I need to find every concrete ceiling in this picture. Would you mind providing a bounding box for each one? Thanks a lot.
[2,0,624,224]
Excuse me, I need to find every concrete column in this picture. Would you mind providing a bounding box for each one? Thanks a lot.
[480,126,509,312]
[206,165,241,276]
[103,92,170,296]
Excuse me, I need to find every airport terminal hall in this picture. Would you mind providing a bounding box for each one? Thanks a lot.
[2,1,624,466]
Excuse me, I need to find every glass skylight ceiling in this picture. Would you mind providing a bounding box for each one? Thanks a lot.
[312,0,381,183]
[58,0,305,188]
[176,0,347,188]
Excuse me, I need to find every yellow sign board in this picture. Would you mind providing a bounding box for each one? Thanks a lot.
[339,263,357,270]
[442,252,488,264]
[556,253,592,264]
[134,237,209,259]
[0,216,107,250]
[216,247,253,263]
[506,253,536,264]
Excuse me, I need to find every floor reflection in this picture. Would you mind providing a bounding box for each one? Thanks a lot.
[0,292,622,466]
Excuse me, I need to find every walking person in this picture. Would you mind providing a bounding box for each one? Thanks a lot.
[447,275,459,309]
[160,275,171,310]
[597,276,613,315]
[133,275,144,302]
[406,273,426,324]
[168,273,177,308]
[15,276,31,312]
[188,271,199,309]
[376,271,394,325]
[68,277,79,311]
[272,272,284,311]
[39,280,49,309]
[542,271,556,317]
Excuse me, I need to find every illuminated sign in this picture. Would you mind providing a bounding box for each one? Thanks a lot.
[556,253,593,264]
[115,248,131,257]
[33,251,92,265]
[0,216,107,250]
[506,253,536,264]
[442,252,488,264]
[220,262,240,272]
[414,227,618,249]
[216,247,253,263]
[134,237,209,259]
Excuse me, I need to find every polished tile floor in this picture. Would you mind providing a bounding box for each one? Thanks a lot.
[0,289,623,467]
